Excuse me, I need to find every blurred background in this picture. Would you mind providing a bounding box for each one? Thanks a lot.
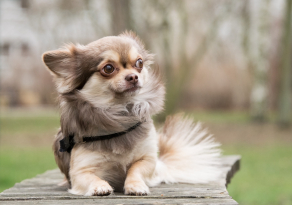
[0,0,292,204]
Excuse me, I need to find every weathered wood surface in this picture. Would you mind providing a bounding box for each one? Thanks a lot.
[0,155,240,205]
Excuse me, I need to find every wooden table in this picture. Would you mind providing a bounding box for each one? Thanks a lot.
[0,155,241,205]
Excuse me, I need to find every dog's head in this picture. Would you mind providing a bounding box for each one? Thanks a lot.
[43,32,154,98]
[43,32,164,146]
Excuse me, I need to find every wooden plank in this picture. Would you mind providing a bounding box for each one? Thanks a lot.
[221,155,241,186]
[0,198,239,205]
[0,155,241,204]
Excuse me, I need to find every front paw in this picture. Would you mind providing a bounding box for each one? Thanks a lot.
[85,180,113,196]
[124,179,150,196]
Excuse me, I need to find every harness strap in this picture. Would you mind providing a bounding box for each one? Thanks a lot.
[59,121,142,153]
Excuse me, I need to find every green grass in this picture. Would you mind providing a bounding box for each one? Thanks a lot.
[191,110,251,123]
[189,110,277,123]
[224,144,292,205]
[0,110,59,192]
[1,113,59,135]
[0,147,57,192]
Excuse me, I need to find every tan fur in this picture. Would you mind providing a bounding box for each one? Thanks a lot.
[159,115,184,157]
[124,155,156,195]
[43,31,221,196]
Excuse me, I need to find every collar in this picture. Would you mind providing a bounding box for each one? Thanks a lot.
[59,121,143,153]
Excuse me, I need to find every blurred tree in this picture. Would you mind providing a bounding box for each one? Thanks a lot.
[249,0,271,122]
[241,0,251,58]
[278,0,292,127]
[109,0,132,35]
[1,0,286,110]
[158,1,231,121]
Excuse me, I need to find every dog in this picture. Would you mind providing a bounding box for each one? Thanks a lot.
[42,31,222,196]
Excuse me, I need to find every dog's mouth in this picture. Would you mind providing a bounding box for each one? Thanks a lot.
[124,84,141,93]
[112,84,142,96]
[125,85,141,92]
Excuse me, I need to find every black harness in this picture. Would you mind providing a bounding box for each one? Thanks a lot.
[59,121,142,153]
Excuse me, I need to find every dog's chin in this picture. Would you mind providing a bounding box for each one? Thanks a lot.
[125,86,140,93]
[114,85,141,97]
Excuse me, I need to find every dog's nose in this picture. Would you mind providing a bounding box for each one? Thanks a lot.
[125,74,138,84]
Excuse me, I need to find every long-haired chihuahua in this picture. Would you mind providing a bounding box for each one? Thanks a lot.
[42,31,222,196]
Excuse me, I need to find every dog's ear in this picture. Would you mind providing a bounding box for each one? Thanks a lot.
[43,44,90,93]
[43,46,75,78]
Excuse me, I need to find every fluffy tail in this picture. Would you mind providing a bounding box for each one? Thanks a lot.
[147,114,222,186]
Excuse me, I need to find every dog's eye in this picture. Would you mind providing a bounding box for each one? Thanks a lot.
[135,59,143,69]
[103,64,115,74]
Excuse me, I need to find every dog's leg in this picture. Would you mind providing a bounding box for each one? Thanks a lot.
[69,171,113,196]
[124,155,156,196]
[69,146,113,196]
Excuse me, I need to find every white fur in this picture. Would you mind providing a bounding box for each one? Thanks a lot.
[79,74,114,108]
[147,116,222,187]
